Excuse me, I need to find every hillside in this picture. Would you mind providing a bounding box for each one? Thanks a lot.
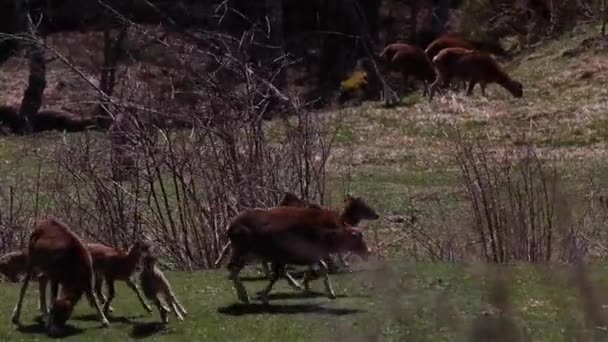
[1,18,608,342]
[325,23,608,256]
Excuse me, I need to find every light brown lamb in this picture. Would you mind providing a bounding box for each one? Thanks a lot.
[140,255,187,324]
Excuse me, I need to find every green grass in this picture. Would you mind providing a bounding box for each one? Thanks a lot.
[1,264,608,341]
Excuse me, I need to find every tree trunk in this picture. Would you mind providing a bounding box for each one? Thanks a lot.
[432,0,451,36]
[265,0,286,94]
[410,0,420,42]
[97,22,128,128]
[602,0,607,37]
[18,8,46,134]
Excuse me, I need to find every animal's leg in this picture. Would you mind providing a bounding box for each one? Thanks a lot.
[11,271,32,326]
[50,278,58,300]
[7,271,20,283]
[454,79,465,92]
[422,81,429,96]
[153,296,170,324]
[85,276,110,328]
[47,278,60,318]
[443,76,453,92]
[258,264,283,304]
[282,268,304,291]
[302,263,322,292]
[102,279,115,316]
[466,81,477,96]
[166,292,184,321]
[401,72,411,93]
[325,256,340,273]
[228,258,249,304]
[171,301,184,321]
[481,83,487,97]
[38,274,48,316]
[429,75,443,101]
[261,262,272,279]
[338,253,350,269]
[168,290,188,316]
[94,273,112,312]
[126,278,153,313]
[303,270,312,292]
[88,275,101,309]
[319,260,337,299]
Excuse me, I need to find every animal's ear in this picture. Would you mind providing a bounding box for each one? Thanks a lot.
[279,192,306,207]
[344,194,355,203]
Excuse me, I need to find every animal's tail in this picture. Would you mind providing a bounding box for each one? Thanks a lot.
[214,241,231,268]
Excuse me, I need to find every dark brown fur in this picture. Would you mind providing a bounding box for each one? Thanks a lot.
[214,194,378,268]
[33,109,97,132]
[11,218,109,336]
[424,35,507,60]
[226,211,370,303]
[380,43,436,96]
[429,47,523,100]
[0,107,97,134]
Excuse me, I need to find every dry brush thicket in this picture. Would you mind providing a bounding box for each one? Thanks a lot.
[0,24,335,270]
[380,126,608,264]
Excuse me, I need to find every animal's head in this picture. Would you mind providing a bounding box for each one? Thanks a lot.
[330,227,370,261]
[509,80,524,98]
[47,298,75,335]
[344,194,380,221]
[133,239,152,255]
[278,192,308,207]
[278,192,322,209]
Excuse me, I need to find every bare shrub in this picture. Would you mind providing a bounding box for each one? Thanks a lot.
[15,25,334,270]
[456,0,603,49]
[0,147,47,254]
[453,132,559,263]
[382,192,469,262]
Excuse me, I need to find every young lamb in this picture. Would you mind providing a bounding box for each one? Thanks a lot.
[0,250,28,283]
[0,250,51,314]
[87,241,153,315]
[139,255,187,324]
[278,192,378,270]
[380,43,436,96]
[226,211,370,304]
[11,218,109,336]
[429,47,523,101]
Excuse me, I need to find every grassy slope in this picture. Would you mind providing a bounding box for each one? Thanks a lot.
[1,264,608,341]
[327,23,608,206]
